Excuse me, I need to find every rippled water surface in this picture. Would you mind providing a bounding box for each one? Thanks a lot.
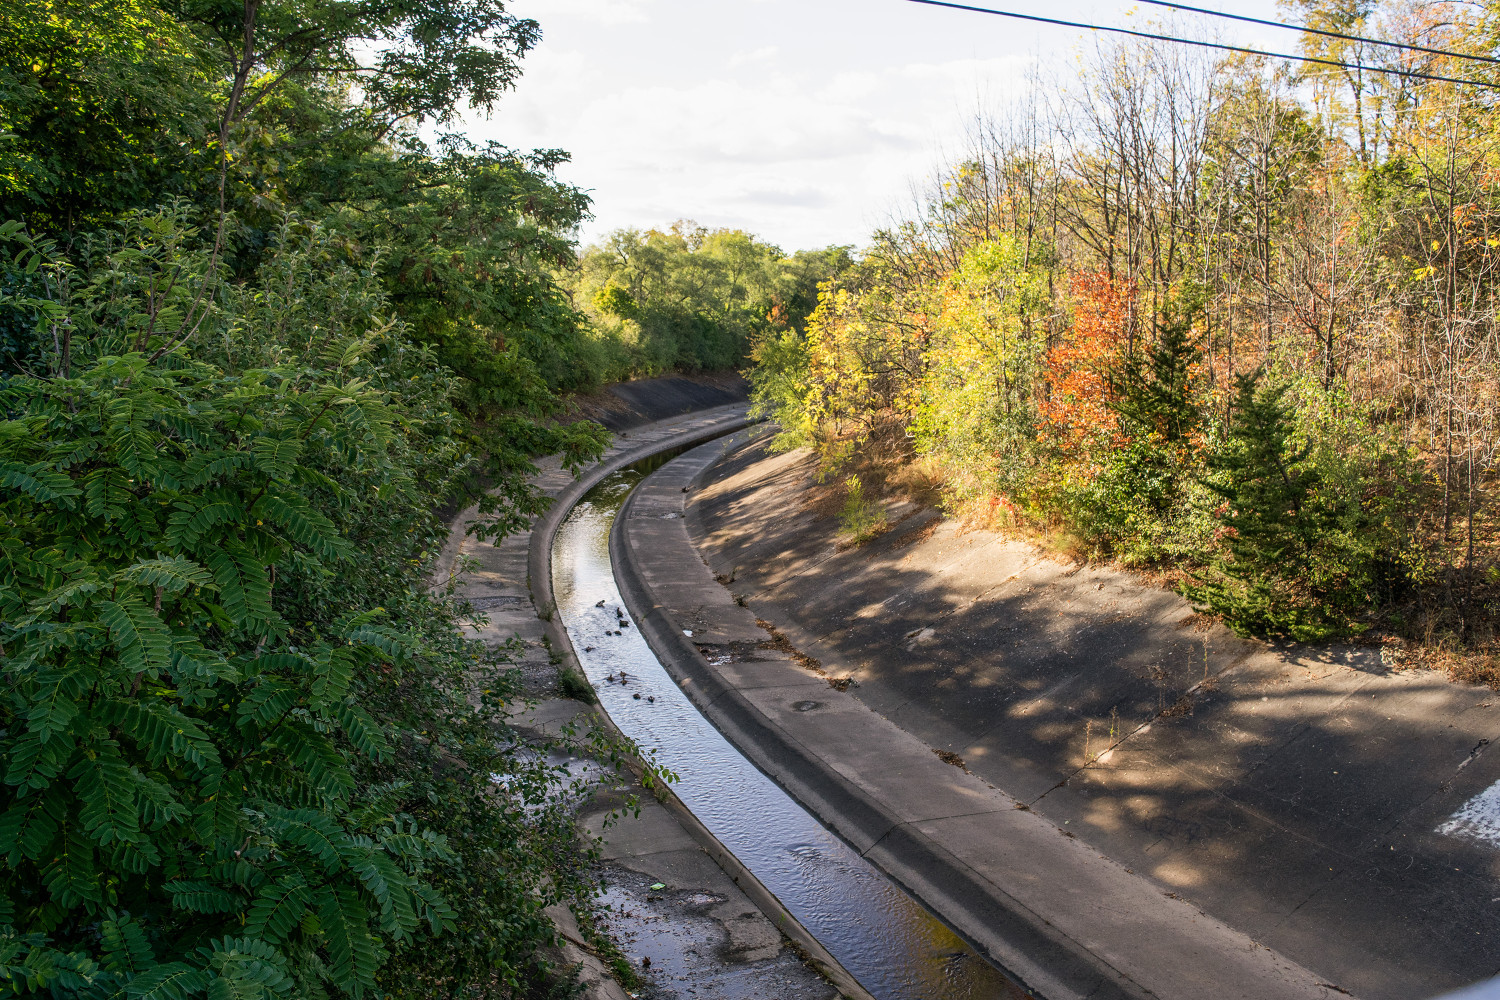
[552,465,1026,1000]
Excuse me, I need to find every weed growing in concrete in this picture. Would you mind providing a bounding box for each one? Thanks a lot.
[840,474,888,544]
[559,665,598,703]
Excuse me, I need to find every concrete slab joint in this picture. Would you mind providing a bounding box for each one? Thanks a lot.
[609,428,1354,1000]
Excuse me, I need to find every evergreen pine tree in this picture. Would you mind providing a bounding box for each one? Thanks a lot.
[1186,369,1360,639]
[1098,296,1206,524]
[1108,299,1204,449]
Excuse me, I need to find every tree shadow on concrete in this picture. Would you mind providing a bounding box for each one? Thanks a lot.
[693,439,1500,1000]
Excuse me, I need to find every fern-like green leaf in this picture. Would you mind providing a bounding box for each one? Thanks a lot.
[3,729,72,791]
[132,770,190,829]
[271,724,354,799]
[409,883,457,935]
[200,937,294,999]
[254,490,348,561]
[290,463,343,498]
[69,747,142,849]
[113,556,214,594]
[48,433,102,471]
[164,880,242,915]
[24,667,84,745]
[83,467,135,523]
[28,575,103,613]
[168,495,243,550]
[349,851,416,937]
[179,451,251,490]
[190,783,244,843]
[0,784,66,864]
[124,962,211,1000]
[310,648,353,702]
[237,680,297,728]
[205,546,276,632]
[243,651,312,677]
[251,436,303,482]
[245,878,311,943]
[268,809,345,871]
[158,411,213,448]
[105,699,223,774]
[99,597,173,675]
[316,887,379,997]
[335,705,388,760]
[205,975,268,1000]
[43,828,103,907]
[107,395,159,480]
[171,637,237,683]
[100,912,157,974]
[343,625,409,661]
[0,462,81,506]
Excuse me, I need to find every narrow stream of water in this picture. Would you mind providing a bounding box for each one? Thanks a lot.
[552,461,1025,1000]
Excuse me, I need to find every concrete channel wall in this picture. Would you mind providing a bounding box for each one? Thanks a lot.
[611,428,1350,1000]
[439,403,872,1000]
[684,433,1500,1000]
[522,409,875,1000]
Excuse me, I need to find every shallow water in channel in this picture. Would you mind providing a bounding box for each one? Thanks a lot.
[552,461,1025,1000]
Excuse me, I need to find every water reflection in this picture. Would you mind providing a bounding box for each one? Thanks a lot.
[553,466,1027,1000]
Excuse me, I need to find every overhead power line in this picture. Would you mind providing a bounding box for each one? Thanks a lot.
[1135,0,1500,68]
[902,0,1499,89]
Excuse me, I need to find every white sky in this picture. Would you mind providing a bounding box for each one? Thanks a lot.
[459,0,1290,253]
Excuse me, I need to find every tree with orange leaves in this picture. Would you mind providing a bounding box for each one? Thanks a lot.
[1038,270,1134,454]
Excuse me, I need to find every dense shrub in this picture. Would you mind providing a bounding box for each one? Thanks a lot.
[0,214,611,997]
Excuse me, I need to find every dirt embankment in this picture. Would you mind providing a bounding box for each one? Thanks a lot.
[690,435,1500,1000]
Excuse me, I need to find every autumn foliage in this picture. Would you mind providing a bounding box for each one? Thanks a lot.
[750,9,1500,651]
[1039,271,1135,452]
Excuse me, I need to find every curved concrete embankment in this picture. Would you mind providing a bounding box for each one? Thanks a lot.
[513,406,876,1000]
[440,404,872,1000]
[565,372,751,431]
[683,435,1500,1000]
[610,428,1347,1000]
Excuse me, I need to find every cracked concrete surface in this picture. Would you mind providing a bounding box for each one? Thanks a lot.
[611,431,1344,1000]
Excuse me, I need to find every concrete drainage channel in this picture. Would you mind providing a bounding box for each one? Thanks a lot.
[538,432,1023,1000]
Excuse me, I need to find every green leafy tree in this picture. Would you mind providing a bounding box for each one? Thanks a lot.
[0,353,459,998]
[1108,298,1204,452]
[0,1,214,234]
[319,140,596,400]
[0,207,615,997]
[1093,294,1208,536]
[570,223,848,379]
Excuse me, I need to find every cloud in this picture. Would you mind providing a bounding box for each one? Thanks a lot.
[462,1,1040,250]
[728,46,780,68]
[736,187,833,209]
[541,0,650,25]
[900,55,1032,84]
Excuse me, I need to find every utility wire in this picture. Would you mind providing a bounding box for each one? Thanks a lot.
[1134,0,1500,67]
[903,0,1499,89]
